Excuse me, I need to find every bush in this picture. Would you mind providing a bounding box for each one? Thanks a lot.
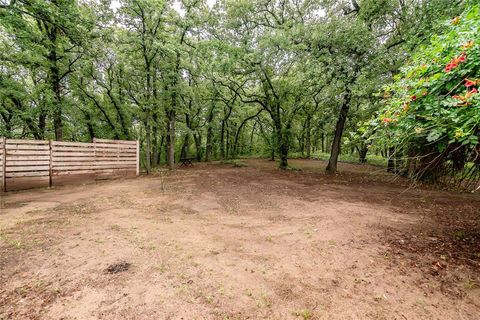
[373,5,480,189]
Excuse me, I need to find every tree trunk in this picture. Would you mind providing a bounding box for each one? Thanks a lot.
[358,145,368,163]
[47,26,63,141]
[305,117,311,159]
[167,110,175,170]
[277,124,289,169]
[153,114,159,166]
[205,104,215,162]
[144,115,152,174]
[321,132,325,153]
[326,99,350,173]
[249,121,256,153]
[387,147,395,172]
[220,111,226,160]
[181,133,190,159]
[193,133,202,161]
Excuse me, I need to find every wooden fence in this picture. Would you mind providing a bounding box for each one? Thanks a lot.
[1,138,139,192]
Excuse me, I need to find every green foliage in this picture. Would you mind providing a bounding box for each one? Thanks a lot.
[375,5,480,150]
[0,0,469,183]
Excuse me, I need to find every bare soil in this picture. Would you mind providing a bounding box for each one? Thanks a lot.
[1,159,479,319]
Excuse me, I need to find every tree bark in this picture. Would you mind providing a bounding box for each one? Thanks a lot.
[48,28,63,141]
[305,117,311,159]
[144,114,152,174]
[358,145,368,163]
[193,132,202,161]
[167,110,175,169]
[387,147,395,172]
[326,98,350,173]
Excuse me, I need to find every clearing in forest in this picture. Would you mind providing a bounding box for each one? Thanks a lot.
[0,159,479,319]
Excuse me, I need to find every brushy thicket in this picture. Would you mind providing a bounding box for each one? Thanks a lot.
[373,5,480,191]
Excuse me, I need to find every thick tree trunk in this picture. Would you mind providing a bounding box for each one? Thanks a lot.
[326,99,350,173]
[358,145,368,163]
[279,136,289,169]
[181,133,190,159]
[85,112,94,141]
[38,111,46,140]
[51,71,63,141]
[193,133,202,161]
[47,27,63,141]
[276,125,289,169]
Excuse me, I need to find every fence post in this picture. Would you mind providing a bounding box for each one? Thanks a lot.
[136,140,140,176]
[48,140,53,188]
[2,137,6,192]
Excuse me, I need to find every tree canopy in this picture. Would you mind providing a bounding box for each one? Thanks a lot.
[1,0,476,188]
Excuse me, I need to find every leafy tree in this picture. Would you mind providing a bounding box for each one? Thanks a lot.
[374,5,479,188]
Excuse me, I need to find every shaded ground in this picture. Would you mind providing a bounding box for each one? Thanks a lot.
[1,158,479,319]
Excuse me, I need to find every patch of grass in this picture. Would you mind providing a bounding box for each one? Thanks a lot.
[291,309,314,320]
[286,165,302,171]
[290,151,387,167]
[155,265,167,274]
[220,159,248,167]
[464,277,477,290]
[256,292,272,308]
[109,224,122,231]
[0,234,23,249]
[206,295,214,304]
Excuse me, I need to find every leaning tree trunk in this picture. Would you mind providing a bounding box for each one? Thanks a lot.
[326,99,350,173]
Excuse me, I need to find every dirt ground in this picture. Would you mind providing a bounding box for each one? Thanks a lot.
[1,159,479,320]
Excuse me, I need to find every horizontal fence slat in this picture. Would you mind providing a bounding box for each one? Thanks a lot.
[6,171,50,177]
[5,150,50,156]
[6,155,50,161]
[93,144,136,150]
[6,166,50,172]
[52,152,95,157]
[7,160,50,166]
[53,161,136,166]
[51,146,95,152]
[95,151,136,156]
[94,139,137,145]
[53,170,96,176]
[5,139,49,145]
[6,144,50,150]
[52,156,135,162]
[51,141,94,147]
[53,164,135,170]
